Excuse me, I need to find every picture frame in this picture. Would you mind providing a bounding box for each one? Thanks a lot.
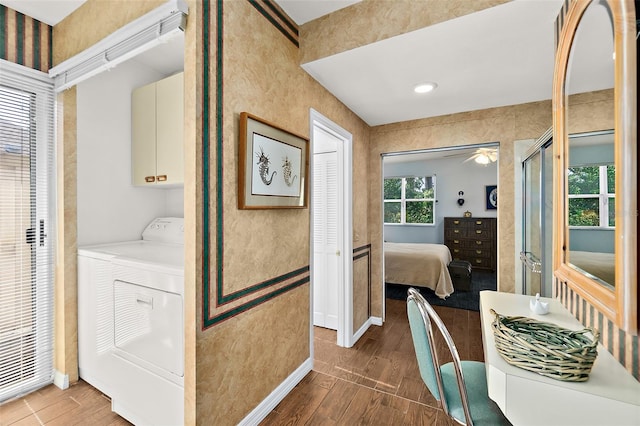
[238,112,309,209]
[485,185,497,210]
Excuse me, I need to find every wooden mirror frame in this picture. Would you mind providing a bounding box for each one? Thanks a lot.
[553,0,637,333]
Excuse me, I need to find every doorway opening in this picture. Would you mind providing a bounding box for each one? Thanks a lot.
[381,143,499,317]
[309,109,354,348]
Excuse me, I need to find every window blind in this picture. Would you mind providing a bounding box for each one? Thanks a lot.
[0,59,55,402]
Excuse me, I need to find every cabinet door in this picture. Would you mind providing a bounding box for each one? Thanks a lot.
[156,72,184,185]
[132,83,157,185]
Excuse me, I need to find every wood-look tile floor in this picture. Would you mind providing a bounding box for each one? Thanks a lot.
[261,298,486,425]
[0,379,130,426]
[0,299,485,425]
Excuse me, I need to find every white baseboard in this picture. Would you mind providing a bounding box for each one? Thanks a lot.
[53,370,69,390]
[352,318,373,344]
[238,358,313,426]
[371,316,383,326]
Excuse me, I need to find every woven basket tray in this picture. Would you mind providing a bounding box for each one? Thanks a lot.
[490,309,599,382]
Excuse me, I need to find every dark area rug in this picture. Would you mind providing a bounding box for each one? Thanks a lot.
[386,270,497,311]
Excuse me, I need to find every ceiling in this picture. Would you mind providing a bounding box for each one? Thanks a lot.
[0,0,87,26]
[275,0,361,25]
[1,0,614,128]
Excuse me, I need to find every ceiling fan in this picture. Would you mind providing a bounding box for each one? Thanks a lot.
[463,147,498,165]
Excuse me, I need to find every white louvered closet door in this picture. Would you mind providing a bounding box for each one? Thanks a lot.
[0,60,55,402]
[313,150,339,330]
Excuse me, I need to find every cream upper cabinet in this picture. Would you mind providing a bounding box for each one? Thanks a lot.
[132,72,184,186]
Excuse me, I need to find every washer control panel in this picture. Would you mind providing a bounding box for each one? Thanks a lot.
[141,217,184,244]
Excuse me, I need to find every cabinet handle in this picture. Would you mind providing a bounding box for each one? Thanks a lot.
[454,249,459,253]
[453,220,460,225]
[476,250,482,255]
[454,229,460,234]
[145,176,156,183]
[475,259,482,264]
[453,240,459,244]
[476,220,482,225]
[476,240,482,245]
[157,175,167,182]
[476,230,482,234]
[136,294,153,308]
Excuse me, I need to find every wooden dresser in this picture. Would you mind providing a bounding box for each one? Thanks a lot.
[444,217,496,271]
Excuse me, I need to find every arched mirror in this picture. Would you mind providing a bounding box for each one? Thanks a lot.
[553,0,637,333]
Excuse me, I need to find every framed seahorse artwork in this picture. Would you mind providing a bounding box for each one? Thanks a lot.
[238,112,309,209]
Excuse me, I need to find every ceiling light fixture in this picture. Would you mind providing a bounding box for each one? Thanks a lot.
[414,82,438,94]
[474,154,490,165]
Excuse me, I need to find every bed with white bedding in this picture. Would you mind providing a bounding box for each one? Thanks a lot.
[384,242,455,299]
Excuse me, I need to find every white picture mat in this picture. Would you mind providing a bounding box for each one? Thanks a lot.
[251,133,302,197]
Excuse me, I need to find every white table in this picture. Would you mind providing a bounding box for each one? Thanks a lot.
[479,291,640,426]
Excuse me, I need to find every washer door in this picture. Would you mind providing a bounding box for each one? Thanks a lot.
[114,280,183,377]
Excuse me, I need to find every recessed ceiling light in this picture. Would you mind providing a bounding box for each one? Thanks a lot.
[414,82,438,94]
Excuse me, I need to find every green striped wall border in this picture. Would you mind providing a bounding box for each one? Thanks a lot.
[0,5,52,72]
[554,280,639,380]
[247,0,299,47]
[201,0,307,329]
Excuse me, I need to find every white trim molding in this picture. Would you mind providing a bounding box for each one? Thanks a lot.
[238,358,313,426]
[370,317,383,326]
[53,371,69,390]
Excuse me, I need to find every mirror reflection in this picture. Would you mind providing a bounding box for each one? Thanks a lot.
[567,131,615,287]
[565,0,615,289]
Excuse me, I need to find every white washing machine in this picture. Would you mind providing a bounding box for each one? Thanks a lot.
[78,217,184,425]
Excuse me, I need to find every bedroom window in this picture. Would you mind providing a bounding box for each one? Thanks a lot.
[568,164,614,228]
[383,176,435,225]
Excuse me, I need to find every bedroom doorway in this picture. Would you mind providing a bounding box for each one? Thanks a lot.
[310,109,354,348]
[381,143,499,314]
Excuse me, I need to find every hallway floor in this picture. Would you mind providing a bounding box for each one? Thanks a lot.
[260,298,484,425]
[0,299,484,425]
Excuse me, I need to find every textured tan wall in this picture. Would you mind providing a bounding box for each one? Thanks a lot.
[566,89,615,133]
[196,2,370,423]
[221,2,309,289]
[299,0,508,64]
[368,102,553,316]
[52,0,163,65]
[54,89,78,383]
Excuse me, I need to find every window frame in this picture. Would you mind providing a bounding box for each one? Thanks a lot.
[383,175,436,226]
[567,164,615,229]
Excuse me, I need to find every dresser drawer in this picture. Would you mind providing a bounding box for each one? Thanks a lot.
[465,238,493,249]
[468,228,492,240]
[450,246,464,257]
[445,228,466,239]
[444,217,467,229]
[465,247,492,259]
[445,237,464,247]
[469,218,492,230]
[444,217,496,271]
[469,257,492,268]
